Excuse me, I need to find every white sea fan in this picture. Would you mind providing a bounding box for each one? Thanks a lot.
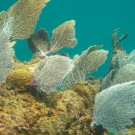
[33,55,74,94]
[0,30,14,85]
[61,45,108,90]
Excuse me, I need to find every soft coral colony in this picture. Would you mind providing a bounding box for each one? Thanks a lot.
[0,0,135,135]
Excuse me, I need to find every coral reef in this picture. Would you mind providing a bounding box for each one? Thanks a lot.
[0,0,108,135]
[0,80,96,135]
[1,0,135,134]
[72,80,97,101]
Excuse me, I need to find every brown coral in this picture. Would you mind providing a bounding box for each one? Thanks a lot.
[108,29,129,73]
[6,69,32,90]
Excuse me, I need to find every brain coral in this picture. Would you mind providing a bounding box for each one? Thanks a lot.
[6,69,32,90]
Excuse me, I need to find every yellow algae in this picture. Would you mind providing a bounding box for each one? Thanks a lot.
[72,80,97,97]
[0,83,96,134]
[6,69,32,90]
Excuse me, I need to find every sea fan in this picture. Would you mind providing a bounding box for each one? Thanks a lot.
[3,0,50,39]
[61,45,108,90]
[27,20,77,56]
[0,30,14,85]
[33,55,74,94]
[93,81,135,135]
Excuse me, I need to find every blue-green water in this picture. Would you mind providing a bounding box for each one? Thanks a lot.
[0,0,135,78]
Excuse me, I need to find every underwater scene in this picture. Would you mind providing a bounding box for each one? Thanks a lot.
[0,0,135,135]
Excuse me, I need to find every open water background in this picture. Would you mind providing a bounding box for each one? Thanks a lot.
[0,0,135,78]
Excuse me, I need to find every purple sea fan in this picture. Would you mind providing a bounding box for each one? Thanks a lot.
[33,55,74,94]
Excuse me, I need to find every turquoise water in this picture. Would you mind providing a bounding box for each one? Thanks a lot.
[0,0,135,78]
